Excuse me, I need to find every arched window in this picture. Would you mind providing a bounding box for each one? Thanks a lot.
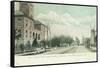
[36,33,37,39]
[33,32,35,38]
[30,31,31,38]
[26,30,27,37]
[38,34,40,40]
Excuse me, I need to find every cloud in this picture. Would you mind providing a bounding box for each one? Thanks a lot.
[36,11,96,27]
[36,11,65,25]
[35,11,96,41]
[36,11,78,26]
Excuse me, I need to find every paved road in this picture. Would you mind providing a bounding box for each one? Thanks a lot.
[15,46,96,66]
[62,46,92,54]
[17,46,93,56]
[42,46,74,54]
[42,45,92,54]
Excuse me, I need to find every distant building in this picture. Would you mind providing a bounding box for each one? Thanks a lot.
[90,29,96,47]
[82,37,85,45]
[82,29,97,48]
[14,2,48,53]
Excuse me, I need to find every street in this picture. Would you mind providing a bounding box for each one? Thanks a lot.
[15,45,97,66]
[41,45,92,54]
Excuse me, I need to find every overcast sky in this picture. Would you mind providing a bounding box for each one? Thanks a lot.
[15,2,96,42]
[33,3,96,41]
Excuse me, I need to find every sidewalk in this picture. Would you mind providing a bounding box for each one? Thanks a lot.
[86,46,96,52]
[89,47,97,52]
[16,46,74,56]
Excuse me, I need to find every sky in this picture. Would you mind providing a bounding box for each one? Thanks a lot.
[33,3,96,42]
[15,2,96,42]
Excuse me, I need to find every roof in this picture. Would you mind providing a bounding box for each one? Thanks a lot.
[34,20,48,28]
[15,10,24,15]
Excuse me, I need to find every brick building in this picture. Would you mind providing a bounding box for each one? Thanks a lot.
[14,2,48,53]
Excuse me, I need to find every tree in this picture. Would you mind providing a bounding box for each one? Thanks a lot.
[84,38,90,48]
[51,37,61,47]
[50,36,74,47]
[32,38,38,47]
[26,41,31,51]
[75,37,80,46]
[40,40,46,48]
[65,36,74,46]
[20,44,24,53]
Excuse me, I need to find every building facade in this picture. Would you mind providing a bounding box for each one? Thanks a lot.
[90,29,97,47]
[15,2,48,53]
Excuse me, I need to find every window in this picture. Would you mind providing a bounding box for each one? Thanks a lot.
[26,23,28,27]
[33,32,35,38]
[30,31,31,38]
[36,33,37,39]
[26,30,27,33]
[26,30,27,37]
[38,34,40,40]
[17,18,22,21]
[18,30,21,33]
